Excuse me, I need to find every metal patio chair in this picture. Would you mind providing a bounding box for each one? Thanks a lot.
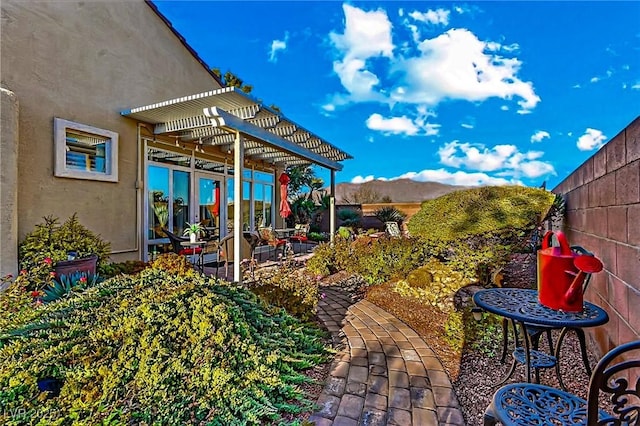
[484,339,640,426]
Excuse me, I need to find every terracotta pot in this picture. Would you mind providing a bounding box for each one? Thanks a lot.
[54,254,98,277]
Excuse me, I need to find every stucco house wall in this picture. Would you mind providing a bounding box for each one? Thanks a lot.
[553,116,640,356]
[1,0,221,267]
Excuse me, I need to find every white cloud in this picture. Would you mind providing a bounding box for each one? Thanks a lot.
[461,123,474,129]
[408,8,450,26]
[327,6,540,114]
[394,169,517,186]
[572,84,581,89]
[632,82,640,90]
[329,5,394,59]
[351,175,376,183]
[531,130,550,143]
[366,112,440,136]
[268,32,289,63]
[519,161,556,178]
[590,76,600,83]
[439,141,517,171]
[328,5,394,103]
[577,128,607,151]
[366,113,419,135]
[390,28,540,112]
[500,105,509,111]
[438,141,555,178]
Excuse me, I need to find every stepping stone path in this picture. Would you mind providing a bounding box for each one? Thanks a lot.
[310,286,466,426]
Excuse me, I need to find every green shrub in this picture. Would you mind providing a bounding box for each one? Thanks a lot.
[0,269,328,425]
[337,208,361,228]
[249,260,319,321]
[99,260,148,278]
[373,206,408,225]
[307,232,329,243]
[150,252,197,277]
[307,236,429,286]
[392,258,471,312]
[18,214,111,291]
[407,186,555,283]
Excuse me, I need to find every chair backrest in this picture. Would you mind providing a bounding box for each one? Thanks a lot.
[258,227,277,244]
[587,339,640,423]
[162,228,187,254]
[385,221,401,237]
[219,235,235,263]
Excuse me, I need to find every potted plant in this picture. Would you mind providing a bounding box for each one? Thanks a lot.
[183,222,204,243]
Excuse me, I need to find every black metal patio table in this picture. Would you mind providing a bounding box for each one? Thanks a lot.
[473,288,609,388]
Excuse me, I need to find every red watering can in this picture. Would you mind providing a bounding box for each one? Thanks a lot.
[537,231,604,312]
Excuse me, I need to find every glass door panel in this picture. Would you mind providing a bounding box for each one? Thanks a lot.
[172,170,190,236]
[227,178,234,235]
[148,165,169,240]
[196,175,221,239]
[243,181,251,231]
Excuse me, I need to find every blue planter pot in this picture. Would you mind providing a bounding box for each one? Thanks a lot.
[37,377,63,398]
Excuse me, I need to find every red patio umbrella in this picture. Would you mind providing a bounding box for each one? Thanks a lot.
[278,172,292,219]
[212,184,220,217]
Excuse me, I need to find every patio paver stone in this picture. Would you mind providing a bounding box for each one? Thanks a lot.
[311,286,465,425]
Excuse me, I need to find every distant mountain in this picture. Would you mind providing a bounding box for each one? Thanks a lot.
[333,179,468,203]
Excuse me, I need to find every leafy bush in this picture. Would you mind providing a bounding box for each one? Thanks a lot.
[393,258,471,312]
[0,268,329,425]
[407,186,555,283]
[337,208,361,228]
[150,252,197,277]
[373,206,408,225]
[307,236,430,285]
[99,260,148,278]
[18,214,111,291]
[307,232,329,243]
[249,260,319,321]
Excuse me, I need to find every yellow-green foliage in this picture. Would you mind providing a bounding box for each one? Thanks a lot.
[306,236,430,285]
[393,258,470,312]
[408,185,555,239]
[0,269,328,425]
[249,260,319,321]
[407,186,555,282]
[150,252,197,277]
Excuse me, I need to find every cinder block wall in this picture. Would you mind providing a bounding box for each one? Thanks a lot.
[553,116,640,356]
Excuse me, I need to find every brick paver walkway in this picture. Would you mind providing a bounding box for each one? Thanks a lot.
[309,287,465,426]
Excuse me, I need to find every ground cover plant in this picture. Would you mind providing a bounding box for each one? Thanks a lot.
[0,267,329,425]
[248,258,320,321]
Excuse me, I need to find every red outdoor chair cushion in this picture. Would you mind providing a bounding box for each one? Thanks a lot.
[179,247,202,256]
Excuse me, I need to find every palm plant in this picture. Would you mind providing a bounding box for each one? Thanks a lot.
[374,206,408,225]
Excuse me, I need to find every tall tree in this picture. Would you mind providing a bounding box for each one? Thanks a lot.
[285,165,317,198]
[212,68,253,94]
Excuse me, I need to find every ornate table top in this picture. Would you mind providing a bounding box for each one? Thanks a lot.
[473,288,608,328]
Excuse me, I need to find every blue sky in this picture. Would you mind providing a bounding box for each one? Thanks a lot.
[154,1,640,188]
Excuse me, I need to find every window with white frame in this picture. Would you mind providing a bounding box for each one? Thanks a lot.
[54,118,118,182]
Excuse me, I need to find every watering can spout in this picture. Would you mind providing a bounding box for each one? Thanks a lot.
[563,255,604,305]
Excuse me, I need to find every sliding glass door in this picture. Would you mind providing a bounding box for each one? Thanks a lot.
[195,174,222,240]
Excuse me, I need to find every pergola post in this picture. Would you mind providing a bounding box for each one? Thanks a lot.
[330,169,336,243]
[233,130,243,283]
